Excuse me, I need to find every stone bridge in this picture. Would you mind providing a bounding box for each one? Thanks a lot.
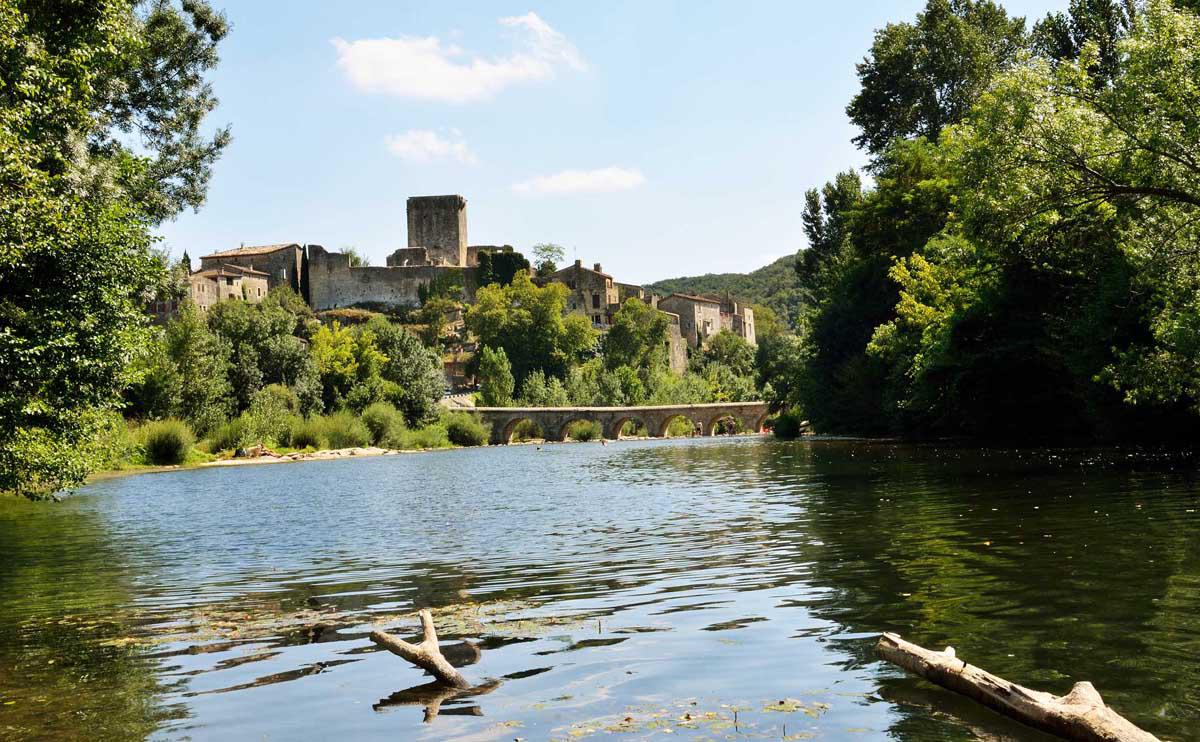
[475,402,772,445]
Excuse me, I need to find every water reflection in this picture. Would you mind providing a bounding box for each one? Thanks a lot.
[0,438,1196,739]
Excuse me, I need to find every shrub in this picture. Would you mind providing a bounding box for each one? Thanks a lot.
[567,420,601,442]
[244,385,300,445]
[362,402,405,446]
[444,412,489,446]
[87,410,140,470]
[771,409,805,440]
[288,417,324,450]
[319,411,371,449]
[511,419,543,442]
[400,423,451,450]
[208,417,249,452]
[142,419,194,465]
[667,417,695,437]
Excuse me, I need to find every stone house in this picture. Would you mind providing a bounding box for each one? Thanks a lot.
[188,264,270,312]
[718,298,756,346]
[199,243,304,293]
[552,260,620,327]
[657,293,723,348]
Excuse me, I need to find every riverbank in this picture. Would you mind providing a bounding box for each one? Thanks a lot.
[84,432,772,485]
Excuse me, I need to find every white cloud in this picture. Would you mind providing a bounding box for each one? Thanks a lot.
[511,167,646,196]
[384,129,477,164]
[332,13,585,104]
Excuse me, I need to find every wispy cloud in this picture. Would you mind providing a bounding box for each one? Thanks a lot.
[384,129,477,164]
[512,167,646,196]
[332,13,585,104]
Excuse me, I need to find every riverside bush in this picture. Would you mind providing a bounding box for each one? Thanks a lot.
[319,411,371,449]
[208,417,249,452]
[400,423,451,449]
[771,410,804,440]
[444,413,489,447]
[288,417,324,449]
[362,402,405,446]
[142,419,194,465]
[567,420,601,442]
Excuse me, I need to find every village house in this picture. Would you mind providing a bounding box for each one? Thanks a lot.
[198,243,304,292]
[188,264,270,312]
[551,260,620,328]
[658,294,723,348]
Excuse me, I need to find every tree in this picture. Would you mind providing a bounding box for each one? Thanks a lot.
[367,316,444,425]
[700,331,756,379]
[465,270,596,385]
[477,249,531,287]
[342,247,369,267]
[749,304,784,339]
[310,321,361,408]
[531,242,566,277]
[163,303,233,435]
[847,0,1026,158]
[796,171,863,299]
[947,0,1200,423]
[0,0,229,495]
[518,370,570,406]
[603,299,671,371]
[478,346,515,406]
[1032,0,1136,84]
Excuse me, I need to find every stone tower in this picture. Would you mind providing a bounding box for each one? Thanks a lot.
[407,195,467,267]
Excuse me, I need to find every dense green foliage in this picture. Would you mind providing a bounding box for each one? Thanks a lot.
[761,0,1200,442]
[476,249,530,288]
[0,0,229,496]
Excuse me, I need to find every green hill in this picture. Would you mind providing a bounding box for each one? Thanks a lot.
[645,255,805,330]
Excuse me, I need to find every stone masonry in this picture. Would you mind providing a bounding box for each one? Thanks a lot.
[407,195,467,267]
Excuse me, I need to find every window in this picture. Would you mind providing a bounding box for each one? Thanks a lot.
[592,294,600,309]
[225,277,234,286]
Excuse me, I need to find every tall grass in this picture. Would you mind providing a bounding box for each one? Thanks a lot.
[319,411,371,449]
[444,412,489,446]
[361,402,406,446]
[141,419,194,465]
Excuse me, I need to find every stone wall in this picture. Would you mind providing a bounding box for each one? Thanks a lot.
[386,247,429,267]
[306,244,476,311]
[407,195,467,266]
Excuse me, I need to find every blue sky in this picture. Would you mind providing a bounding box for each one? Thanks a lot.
[160,0,1066,284]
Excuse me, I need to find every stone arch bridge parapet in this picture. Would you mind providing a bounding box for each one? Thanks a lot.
[474,402,771,445]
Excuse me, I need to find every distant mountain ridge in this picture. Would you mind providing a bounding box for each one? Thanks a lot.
[644,255,804,330]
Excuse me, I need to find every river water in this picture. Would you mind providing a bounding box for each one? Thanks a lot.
[1,438,1197,740]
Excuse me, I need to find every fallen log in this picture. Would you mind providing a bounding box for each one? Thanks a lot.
[875,633,1158,742]
[370,609,469,689]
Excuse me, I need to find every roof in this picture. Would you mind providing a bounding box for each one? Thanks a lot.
[193,263,269,279]
[552,263,612,280]
[201,243,300,259]
[662,292,721,305]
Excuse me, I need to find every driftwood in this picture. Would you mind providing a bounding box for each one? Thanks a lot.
[369,609,469,689]
[875,633,1158,742]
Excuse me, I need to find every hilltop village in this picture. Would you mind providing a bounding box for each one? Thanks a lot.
[154,195,755,380]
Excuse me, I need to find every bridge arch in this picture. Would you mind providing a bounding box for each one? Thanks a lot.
[500,416,546,444]
[706,413,742,436]
[657,413,701,438]
[554,418,598,442]
[607,415,648,440]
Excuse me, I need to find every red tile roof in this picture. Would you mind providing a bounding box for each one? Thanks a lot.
[201,243,300,259]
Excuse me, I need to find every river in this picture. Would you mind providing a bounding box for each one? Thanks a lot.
[1,438,1197,740]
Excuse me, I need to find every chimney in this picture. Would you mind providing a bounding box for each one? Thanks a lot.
[593,263,602,273]
[574,259,582,268]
